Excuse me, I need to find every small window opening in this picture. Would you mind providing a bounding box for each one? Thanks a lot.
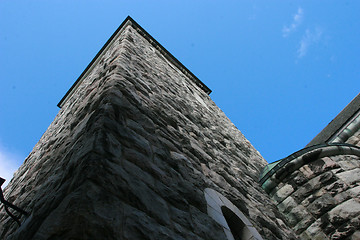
[204,188,263,240]
[221,206,252,240]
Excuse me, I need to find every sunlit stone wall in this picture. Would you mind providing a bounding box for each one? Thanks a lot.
[262,145,360,239]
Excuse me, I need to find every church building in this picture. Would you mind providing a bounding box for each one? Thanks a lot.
[1,16,359,240]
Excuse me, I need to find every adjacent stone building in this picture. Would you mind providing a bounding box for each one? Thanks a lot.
[0,16,358,239]
[261,94,360,239]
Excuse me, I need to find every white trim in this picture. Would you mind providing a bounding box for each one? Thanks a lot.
[204,188,264,240]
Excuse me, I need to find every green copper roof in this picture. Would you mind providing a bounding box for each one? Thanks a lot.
[259,160,281,180]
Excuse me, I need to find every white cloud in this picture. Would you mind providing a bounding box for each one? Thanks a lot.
[0,146,23,188]
[283,7,304,37]
[297,28,323,58]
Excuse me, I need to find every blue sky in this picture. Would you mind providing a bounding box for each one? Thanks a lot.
[1,1,359,184]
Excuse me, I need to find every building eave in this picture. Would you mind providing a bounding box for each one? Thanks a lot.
[306,93,360,147]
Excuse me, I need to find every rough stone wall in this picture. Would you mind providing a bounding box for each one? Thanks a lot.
[265,152,360,239]
[0,23,297,239]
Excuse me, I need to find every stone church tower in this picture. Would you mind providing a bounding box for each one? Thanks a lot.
[0,16,296,239]
[1,16,359,240]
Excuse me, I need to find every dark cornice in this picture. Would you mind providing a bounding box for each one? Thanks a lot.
[58,16,211,108]
[306,93,360,147]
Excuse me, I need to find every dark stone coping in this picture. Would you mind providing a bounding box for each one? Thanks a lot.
[306,93,360,147]
[259,143,360,189]
[58,16,211,108]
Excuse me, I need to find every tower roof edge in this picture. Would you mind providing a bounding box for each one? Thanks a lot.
[57,16,211,108]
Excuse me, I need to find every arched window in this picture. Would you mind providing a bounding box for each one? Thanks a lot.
[221,206,253,240]
[204,188,263,240]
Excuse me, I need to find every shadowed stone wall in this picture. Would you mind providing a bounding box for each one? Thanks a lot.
[0,20,297,239]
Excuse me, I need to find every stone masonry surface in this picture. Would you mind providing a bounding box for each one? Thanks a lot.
[0,22,297,239]
[261,110,360,240]
[265,152,360,239]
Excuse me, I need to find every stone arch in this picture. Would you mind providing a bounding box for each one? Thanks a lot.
[260,143,360,193]
[204,188,263,240]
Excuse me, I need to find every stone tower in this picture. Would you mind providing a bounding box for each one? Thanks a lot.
[261,93,360,239]
[0,17,297,239]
